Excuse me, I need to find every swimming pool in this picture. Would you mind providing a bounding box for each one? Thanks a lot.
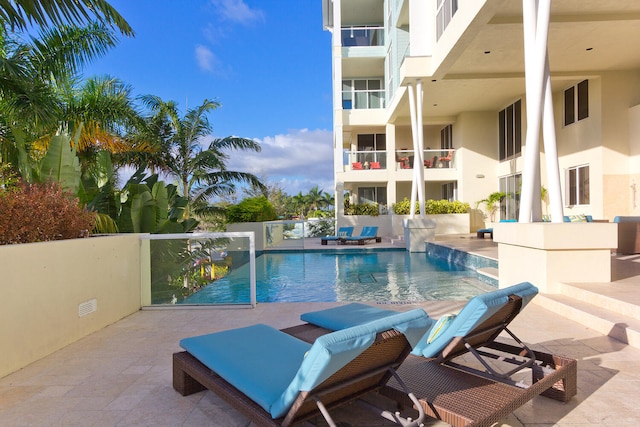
[180,249,495,304]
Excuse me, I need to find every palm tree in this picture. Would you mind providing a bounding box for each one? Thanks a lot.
[305,185,324,212]
[0,23,124,178]
[0,0,133,36]
[138,95,265,218]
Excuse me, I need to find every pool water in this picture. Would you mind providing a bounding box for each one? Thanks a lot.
[181,250,496,304]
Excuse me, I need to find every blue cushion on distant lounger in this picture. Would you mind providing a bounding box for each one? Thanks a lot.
[181,309,431,419]
[302,303,401,330]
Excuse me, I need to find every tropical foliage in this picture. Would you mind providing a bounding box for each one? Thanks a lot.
[226,196,276,223]
[133,95,265,219]
[392,198,470,215]
[0,181,95,244]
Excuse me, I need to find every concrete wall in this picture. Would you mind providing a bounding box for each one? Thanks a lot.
[0,235,142,378]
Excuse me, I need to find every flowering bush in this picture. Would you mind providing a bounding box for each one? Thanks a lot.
[0,182,96,245]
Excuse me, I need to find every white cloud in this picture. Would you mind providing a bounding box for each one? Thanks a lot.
[195,45,216,72]
[226,128,335,195]
[210,0,265,26]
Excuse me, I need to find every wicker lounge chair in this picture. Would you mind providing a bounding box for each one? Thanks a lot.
[340,226,382,245]
[173,309,432,427]
[289,283,578,427]
[320,226,354,245]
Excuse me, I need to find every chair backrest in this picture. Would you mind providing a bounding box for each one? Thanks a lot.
[370,161,381,169]
[360,226,378,237]
[413,282,538,360]
[337,226,354,237]
[273,308,431,422]
[352,162,363,170]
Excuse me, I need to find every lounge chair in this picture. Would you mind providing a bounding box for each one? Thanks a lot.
[320,226,354,245]
[289,282,578,427]
[173,309,432,427]
[477,219,517,239]
[340,226,381,245]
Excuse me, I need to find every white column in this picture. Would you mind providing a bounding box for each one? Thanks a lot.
[407,82,419,219]
[519,0,551,223]
[542,57,564,222]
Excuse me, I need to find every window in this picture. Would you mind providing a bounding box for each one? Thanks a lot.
[499,174,522,221]
[357,134,386,167]
[441,182,457,201]
[436,0,458,40]
[498,100,522,161]
[566,165,589,205]
[342,79,385,110]
[564,80,589,126]
[358,187,387,206]
[440,125,453,149]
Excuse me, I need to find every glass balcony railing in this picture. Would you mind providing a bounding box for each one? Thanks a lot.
[341,26,384,47]
[395,149,456,170]
[344,150,388,171]
[342,90,385,109]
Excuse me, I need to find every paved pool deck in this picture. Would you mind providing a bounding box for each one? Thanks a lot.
[1,235,639,426]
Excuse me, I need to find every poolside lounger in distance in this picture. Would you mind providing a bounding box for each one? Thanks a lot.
[340,226,381,245]
[173,309,432,427]
[320,226,354,245]
[291,282,578,427]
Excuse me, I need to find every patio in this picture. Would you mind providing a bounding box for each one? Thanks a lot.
[1,236,639,426]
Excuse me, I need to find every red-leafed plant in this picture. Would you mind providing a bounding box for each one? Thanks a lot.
[0,182,96,245]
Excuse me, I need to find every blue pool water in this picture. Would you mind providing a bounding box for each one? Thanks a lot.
[181,250,495,304]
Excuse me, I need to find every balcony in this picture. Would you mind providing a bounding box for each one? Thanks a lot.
[341,26,384,47]
[395,149,456,170]
[344,150,388,171]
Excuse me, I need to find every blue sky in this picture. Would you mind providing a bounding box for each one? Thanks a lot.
[83,0,334,196]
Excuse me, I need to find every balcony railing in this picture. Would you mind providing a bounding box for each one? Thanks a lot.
[341,25,384,47]
[345,150,388,171]
[396,149,456,170]
[342,89,385,109]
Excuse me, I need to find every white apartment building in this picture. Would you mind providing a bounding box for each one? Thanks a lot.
[322,0,640,226]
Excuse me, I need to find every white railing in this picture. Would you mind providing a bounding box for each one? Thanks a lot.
[345,150,389,170]
[341,25,384,47]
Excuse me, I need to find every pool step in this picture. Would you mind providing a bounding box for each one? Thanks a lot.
[535,283,640,349]
[476,267,499,287]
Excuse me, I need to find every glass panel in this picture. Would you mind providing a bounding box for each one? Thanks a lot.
[369,92,381,108]
[564,86,575,125]
[506,104,514,158]
[569,168,577,205]
[368,80,381,90]
[499,109,506,161]
[355,91,367,109]
[578,80,589,121]
[579,166,590,204]
[354,80,367,90]
[514,100,522,155]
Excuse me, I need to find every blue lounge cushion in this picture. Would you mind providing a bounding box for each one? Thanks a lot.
[343,226,379,241]
[301,283,538,360]
[181,308,431,419]
[413,282,538,358]
[180,324,310,415]
[302,303,405,331]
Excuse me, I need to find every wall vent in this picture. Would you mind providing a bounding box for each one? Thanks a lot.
[78,298,97,317]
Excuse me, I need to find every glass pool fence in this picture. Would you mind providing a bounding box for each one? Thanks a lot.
[141,232,256,307]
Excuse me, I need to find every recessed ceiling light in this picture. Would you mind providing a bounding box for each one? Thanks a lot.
[433,104,438,107]
[431,79,436,82]
[586,47,593,51]
[484,51,491,54]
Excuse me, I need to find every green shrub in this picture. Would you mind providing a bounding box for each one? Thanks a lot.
[391,198,470,215]
[0,182,96,244]
[226,196,277,223]
[344,199,379,216]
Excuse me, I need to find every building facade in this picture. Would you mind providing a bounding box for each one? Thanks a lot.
[322,0,640,227]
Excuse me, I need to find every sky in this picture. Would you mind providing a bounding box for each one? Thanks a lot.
[82,0,334,196]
